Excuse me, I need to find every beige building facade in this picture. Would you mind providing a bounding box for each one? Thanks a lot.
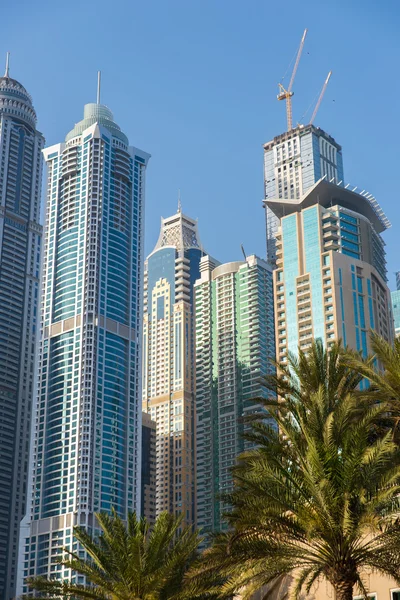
[142,208,205,524]
[251,573,400,599]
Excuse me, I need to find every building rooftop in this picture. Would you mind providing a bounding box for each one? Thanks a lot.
[65,103,128,144]
[263,124,342,152]
[149,205,203,256]
[264,178,391,234]
[0,55,37,129]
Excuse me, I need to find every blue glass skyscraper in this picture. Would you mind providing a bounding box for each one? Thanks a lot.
[0,57,44,600]
[19,95,149,589]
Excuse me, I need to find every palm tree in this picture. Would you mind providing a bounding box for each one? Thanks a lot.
[346,332,400,432]
[26,511,214,600]
[266,338,364,407]
[184,343,400,600]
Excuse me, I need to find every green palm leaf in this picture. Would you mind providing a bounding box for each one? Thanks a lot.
[26,511,220,600]
[184,339,400,600]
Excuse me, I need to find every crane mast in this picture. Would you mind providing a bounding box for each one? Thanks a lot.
[277,28,307,131]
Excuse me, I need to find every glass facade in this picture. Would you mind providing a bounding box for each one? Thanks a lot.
[282,216,299,355]
[391,289,400,337]
[271,181,393,363]
[19,102,149,592]
[303,207,325,341]
[0,72,44,600]
[140,413,156,525]
[195,256,275,538]
[264,124,344,263]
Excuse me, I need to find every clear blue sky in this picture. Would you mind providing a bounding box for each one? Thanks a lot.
[3,0,400,287]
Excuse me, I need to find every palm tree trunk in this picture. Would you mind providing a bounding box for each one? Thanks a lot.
[334,579,354,600]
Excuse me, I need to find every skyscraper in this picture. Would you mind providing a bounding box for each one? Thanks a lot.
[264,124,344,263]
[142,208,204,524]
[265,179,393,362]
[195,255,275,535]
[0,57,44,600]
[19,94,149,589]
[391,272,400,337]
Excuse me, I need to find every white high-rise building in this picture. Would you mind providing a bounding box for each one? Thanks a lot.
[19,97,149,592]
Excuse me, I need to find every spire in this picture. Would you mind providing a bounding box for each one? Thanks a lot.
[4,52,10,78]
[97,71,101,104]
[177,189,182,213]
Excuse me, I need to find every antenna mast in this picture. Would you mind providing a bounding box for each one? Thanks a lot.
[4,52,10,78]
[177,189,182,213]
[97,71,101,104]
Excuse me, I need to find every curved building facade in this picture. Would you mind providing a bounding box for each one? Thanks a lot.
[19,100,149,590]
[265,179,394,363]
[0,62,44,600]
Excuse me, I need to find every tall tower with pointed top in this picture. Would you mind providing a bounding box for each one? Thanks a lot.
[0,57,44,600]
[19,92,150,590]
[142,210,208,524]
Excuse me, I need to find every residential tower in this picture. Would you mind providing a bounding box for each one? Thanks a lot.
[0,58,44,600]
[265,179,393,362]
[264,125,343,263]
[142,208,204,524]
[19,96,149,589]
[195,254,275,535]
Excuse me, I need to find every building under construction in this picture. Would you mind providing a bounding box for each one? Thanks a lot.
[264,123,344,263]
[265,29,340,263]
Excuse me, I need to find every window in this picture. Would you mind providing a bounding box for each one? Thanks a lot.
[353,595,376,600]
[392,591,400,600]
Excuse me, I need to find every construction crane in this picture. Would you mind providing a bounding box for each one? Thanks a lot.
[277,28,308,131]
[310,71,332,125]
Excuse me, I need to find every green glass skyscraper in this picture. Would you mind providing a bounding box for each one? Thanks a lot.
[194,255,275,535]
[19,94,149,590]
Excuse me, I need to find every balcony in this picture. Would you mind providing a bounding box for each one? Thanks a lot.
[323,230,339,242]
[324,239,340,250]
[322,219,338,232]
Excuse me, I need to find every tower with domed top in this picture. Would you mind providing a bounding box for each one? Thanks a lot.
[18,73,150,592]
[0,53,44,600]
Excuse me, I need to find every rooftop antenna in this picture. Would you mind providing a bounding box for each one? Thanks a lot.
[240,244,247,261]
[4,52,10,78]
[97,71,101,104]
[177,189,182,213]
